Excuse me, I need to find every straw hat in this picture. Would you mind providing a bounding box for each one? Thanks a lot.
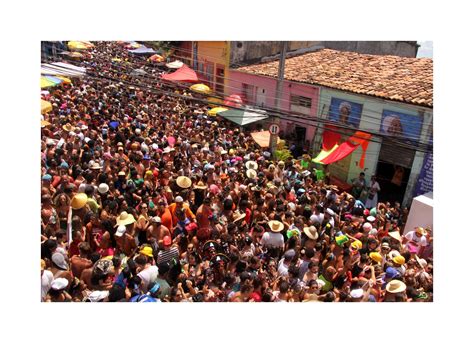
[41,120,51,128]
[245,161,258,170]
[193,181,207,190]
[268,220,284,233]
[388,231,402,242]
[71,193,88,210]
[385,280,407,294]
[246,169,257,179]
[415,255,428,269]
[90,162,101,170]
[98,183,109,194]
[415,226,426,235]
[116,211,136,226]
[232,212,246,224]
[62,123,74,132]
[176,176,192,189]
[303,226,319,240]
[369,252,383,264]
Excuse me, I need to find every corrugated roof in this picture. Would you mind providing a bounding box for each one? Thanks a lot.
[234,49,433,107]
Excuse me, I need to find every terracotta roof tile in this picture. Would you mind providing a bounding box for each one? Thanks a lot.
[234,49,433,108]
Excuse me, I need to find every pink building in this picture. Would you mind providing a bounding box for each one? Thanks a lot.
[228,70,320,151]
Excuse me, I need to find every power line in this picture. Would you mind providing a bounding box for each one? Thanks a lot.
[43,42,433,141]
[42,43,433,153]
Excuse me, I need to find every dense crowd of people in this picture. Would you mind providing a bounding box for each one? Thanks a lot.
[40,41,433,302]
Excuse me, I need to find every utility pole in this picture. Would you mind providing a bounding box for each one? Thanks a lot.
[270,41,288,158]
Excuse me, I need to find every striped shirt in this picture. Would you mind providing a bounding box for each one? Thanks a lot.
[156,246,179,265]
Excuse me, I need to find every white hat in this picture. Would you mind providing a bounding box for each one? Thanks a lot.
[220,150,228,155]
[367,216,376,222]
[310,214,319,224]
[350,288,364,299]
[88,290,109,302]
[369,228,378,236]
[98,183,109,194]
[151,216,162,223]
[246,161,258,170]
[152,143,158,150]
[51,278,69,291]
[288,202,296,211]
[163,147,171,154]
[115,225,126,237]
[362,222,373,231]
[135,128,141,135]
[175,196,184,203]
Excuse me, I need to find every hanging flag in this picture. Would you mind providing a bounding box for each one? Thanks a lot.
[321,140,359,165]
[349,131,372,169]
[312,144,339,164]
[322,124,341,150]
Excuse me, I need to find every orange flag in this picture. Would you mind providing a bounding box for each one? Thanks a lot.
[349,131,372,169]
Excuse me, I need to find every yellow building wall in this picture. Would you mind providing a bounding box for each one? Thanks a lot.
[195,41,230,95]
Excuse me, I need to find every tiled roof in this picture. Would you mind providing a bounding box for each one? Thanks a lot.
[234,49,433,107]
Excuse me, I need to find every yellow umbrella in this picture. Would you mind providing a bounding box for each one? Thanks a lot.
[207,97,223,108]
[41,76,57,88]
[190,83,211,95]
[68,41,94,50]
[207,107,228,116]
[41,99,52,114]
[56,76,72,84]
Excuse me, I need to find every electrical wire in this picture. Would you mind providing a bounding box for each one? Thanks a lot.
[41,42,433,152]
[42,42,433,141]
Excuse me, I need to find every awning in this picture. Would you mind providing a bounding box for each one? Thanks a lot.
[129,47,156,54]
[312,144,339,164]
[41,62,86,77]
[218,108,269,126]
[161,64,198,83]
[251,130,282,148]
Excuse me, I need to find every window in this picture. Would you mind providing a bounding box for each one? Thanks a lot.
[290,94,312,115]
[242,83,255,104]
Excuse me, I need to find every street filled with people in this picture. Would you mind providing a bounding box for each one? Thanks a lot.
[40,41,433,302]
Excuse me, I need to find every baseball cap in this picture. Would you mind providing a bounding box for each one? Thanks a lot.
[51,278,69,291]
[151,216,161,223]
[115,225,126,237]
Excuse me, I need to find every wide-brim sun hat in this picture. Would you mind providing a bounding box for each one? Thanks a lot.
[98,183,109,194]
[268,220,284,233]
[245,161,258,170]
[385,280,407,294]
[71,193,88,210]
[116,211,136,226]
[388,231,402,242]
[303,226,319,240]
[246,169,257,179]
[176,176,192,189]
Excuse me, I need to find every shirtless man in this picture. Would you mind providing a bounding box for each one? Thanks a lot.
[147,216,170,246]
[70,242,93,279]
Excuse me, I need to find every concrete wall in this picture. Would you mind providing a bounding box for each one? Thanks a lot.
[322,41,419,57]
[230,41,419,67]
[230,41,322,66]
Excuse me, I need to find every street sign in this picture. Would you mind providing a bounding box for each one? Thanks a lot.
[269,124,280,135]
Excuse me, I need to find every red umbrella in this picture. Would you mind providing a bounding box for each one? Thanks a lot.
[224,94,243,108]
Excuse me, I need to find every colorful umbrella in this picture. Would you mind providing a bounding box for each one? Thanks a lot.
[190,83,211,95]
[148,54,164,63]
[207,107,228,116]
[41,76,61,88]
[224,94,243,107]
[207,97,223,108]
[68,41,94,50]
[56,76,72,84]
[41,99,52,114]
